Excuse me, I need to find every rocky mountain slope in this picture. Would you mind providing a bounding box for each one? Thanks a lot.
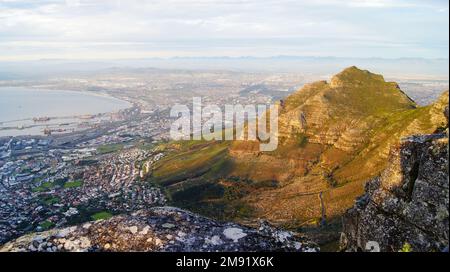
[2,67,447,252]
[340,106,449,252]
[0,206,317,252]
[147,67,448,231]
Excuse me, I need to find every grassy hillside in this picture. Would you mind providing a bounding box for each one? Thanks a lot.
[146,67,448,234]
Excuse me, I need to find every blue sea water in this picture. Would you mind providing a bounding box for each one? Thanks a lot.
[0,87,131,137]
[0,87,130,123]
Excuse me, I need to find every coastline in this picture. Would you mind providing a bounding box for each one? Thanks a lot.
[0,86,135,137]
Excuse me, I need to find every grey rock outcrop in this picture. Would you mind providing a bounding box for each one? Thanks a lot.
[0,206,318,252]
[340,131,449,252]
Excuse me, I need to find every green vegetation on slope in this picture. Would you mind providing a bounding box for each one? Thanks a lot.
[39,220,54,230]
[42,196,60,205]
[97,143,124,154]
[145,67,448,233]
[150,140,231,186]
[64,180,83,189]
[91,212,113,221]
[32,181,57,192]
[32,178,66,192]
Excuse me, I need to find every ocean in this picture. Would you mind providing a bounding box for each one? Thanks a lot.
[0,87,131,137]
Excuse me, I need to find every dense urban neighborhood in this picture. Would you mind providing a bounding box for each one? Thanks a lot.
[0,134,168,243]
[0,69,301,243]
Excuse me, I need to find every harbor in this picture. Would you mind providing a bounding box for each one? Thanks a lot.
[0,87,132,137]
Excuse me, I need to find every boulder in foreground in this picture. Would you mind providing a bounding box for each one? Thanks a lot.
[1,206,318,252]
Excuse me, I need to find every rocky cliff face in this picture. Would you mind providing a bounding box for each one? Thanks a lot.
[340,112,449,252]
[0,206,318,252]
[147,67,448,230]
[225,68,448,225]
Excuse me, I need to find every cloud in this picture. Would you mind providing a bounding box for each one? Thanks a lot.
[0,0,448,60]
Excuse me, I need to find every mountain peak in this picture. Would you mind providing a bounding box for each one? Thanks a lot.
[330,66,385,88]
[436,90,449,106]
[283,66,415,116]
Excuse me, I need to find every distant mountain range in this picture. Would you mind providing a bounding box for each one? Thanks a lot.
[0,57,448,80]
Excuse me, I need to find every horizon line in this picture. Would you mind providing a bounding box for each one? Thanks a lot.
[1,55,449,63]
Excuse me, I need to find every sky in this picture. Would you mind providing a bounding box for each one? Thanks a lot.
[0,0,448,61]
